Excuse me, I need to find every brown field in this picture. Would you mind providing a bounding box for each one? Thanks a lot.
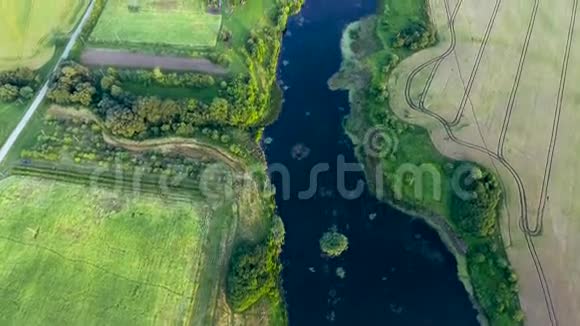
[80,48,227,74]
[389,0,580,324]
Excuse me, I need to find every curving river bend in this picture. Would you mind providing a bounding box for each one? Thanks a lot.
[264,0,480,324]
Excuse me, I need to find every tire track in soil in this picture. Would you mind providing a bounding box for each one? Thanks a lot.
[401,0,564,323]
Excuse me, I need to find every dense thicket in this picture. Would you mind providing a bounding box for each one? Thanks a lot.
[116,68,216,89]
[451,166,501,237]
[450,165,523,324]
[391,22,436,50]
[226,216,285,312]
[319,231,349,257]
[0,68,38,103]
[46,63,273,138]
[48,64,96,106]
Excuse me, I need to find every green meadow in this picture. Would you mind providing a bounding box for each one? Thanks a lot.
[0,176,208,325]
[0,102,26,147]
[90,0,222,48]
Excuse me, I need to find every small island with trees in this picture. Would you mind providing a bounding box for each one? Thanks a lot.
[320,229,349,258]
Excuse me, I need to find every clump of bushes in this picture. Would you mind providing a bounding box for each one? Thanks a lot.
[227,216,285,312]
[207,51,231,66]
[320,230,349,257]
[48,64,96,106]
[467,241,524,324]
[451,165,501,237]
[450,163,523,325]
[117,67,216,89]
[369,53,400,103]
[391,21,436,50]
[219,28,233,43]
[0,68,38,103]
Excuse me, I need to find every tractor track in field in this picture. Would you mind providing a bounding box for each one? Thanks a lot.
[401,0,571,324]
[420,0,502,128]
[525,0,578,239]
[417,0,513,243]
[0,234,192,298]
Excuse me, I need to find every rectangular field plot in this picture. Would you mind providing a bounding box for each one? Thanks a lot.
[0,176,206,325]
[90,0,222,48]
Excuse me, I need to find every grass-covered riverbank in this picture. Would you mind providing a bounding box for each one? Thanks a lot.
[329,0,523,324]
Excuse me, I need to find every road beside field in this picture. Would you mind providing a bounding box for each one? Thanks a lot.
[0,0,96,164]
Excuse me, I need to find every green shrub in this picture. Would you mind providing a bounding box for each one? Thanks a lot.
[0,68,38,103]
[391,21,436,50]
[319,230,349,257]
[226,216,285,312]
[450,164,522,324]
[451,165,501,237]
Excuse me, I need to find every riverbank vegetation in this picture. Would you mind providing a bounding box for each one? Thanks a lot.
[330,0,523,324]
[452,168,523,324]
[227,216,285,312]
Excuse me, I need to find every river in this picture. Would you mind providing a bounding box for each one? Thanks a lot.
[264,0,479,324]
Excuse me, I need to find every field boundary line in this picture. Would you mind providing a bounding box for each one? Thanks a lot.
[531,0,578,240]
[0,234,192,298]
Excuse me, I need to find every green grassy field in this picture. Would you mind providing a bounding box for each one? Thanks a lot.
[0,102,26,147]
[90,0,222,48]
[219,0,277,73]
[0,176,207,325]
[222,0,274,45]
[0,0,88,71]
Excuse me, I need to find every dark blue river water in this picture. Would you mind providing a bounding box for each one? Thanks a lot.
[264,0,479,324]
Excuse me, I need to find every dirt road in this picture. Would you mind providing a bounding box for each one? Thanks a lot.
[81,49,227,74]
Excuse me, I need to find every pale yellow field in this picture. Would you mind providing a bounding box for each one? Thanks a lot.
[389,0,580,324]
[0,0,88,71]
